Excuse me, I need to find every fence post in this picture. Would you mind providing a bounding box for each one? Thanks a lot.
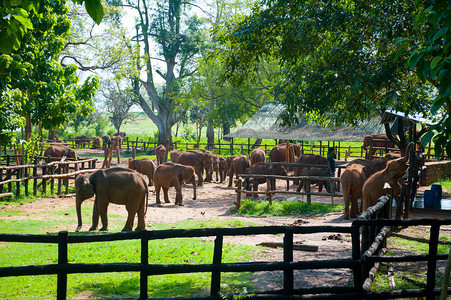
[33,161,37,196]
[65,164,69,195]
[211,233,224,296]
[266,178,272,205]
[306,178,311,204]
[15,167,21,197]
[283,228,294,295]
[236,179,242,209]
[426,224,440,300]
[24,167,29,196]
[230,138,234,156]
[351,222,364,293]
[140,230,149,300]
[218,139,221,156]
[57,231,68,300]
[0,168,3,194]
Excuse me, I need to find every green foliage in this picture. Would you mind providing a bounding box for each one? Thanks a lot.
[0,0,104,54]
[1,0,99,143]
[218,1,435,129]
[236,199,344,216]
[404,1,451,158]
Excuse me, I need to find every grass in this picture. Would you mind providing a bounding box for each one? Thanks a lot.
[0,215,262,299]
[371,236,451,293]
[236,198,344,216]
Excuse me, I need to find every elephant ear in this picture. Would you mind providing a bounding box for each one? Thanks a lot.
[83,177,95,197]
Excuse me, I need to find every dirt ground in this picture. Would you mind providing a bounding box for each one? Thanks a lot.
[2,148,450,293]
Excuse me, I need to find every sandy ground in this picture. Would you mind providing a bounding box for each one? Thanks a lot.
[2,148,450,293]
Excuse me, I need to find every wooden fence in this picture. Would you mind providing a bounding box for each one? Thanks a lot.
[0,158,97,198]
[234,162,347,208]
[0,196,449,299]
[354,194,451,300]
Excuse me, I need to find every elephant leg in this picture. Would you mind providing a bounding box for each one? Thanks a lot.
[174,180,183,206]
[102,147,110,168]
[155,186,162,204]
[108,147,113,168]
[89,201,100,231]
[147,176,153,186]
[135,205,146,231]
[350,195,359,218]
[228,171,234,187]
[163,187,170,203]
[196,168,203,186]
[123,206,136,231]
[116,145,120,164]
[252,178,258,198]
[98,202,109,231]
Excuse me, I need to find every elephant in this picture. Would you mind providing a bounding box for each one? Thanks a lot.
[153,162,197,206]
[361,142,413,211]
[102,135,122,168]
[92,136,102,149]
[75,167,149,232]
[348,156,394,178]
[244,162,287,192]
[250,147,266,165]
[177,150,206,186]
[170,149,181,163]
[193,149,215,182]
[294,154,328,176]
[340,164,367,219]
[269,143,301,171]
[44,145,77,160]
[218,156,228,183]
[227,155,250,187]
[296,167,329,193]
[74,135,91,148]
[155,144,168,165]
[363,133,396,158]
[128,158,156,186]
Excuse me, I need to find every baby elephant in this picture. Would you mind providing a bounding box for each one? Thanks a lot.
[75,168,148,232]
[128,158,156,186]
[153,162,197,206]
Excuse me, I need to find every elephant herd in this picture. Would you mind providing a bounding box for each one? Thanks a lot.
[70,140,414,232]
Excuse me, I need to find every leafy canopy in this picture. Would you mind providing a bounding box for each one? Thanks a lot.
[218,0,435,129]
[0,0,104,53]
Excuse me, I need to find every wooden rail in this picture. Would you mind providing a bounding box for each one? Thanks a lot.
[0,158,97,198]
[0,215,449,299]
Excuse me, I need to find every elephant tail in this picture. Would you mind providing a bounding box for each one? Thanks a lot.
[144,187,149,215]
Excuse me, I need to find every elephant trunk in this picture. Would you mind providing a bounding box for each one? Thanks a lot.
[402,142,414,163]
[76,196,83,232]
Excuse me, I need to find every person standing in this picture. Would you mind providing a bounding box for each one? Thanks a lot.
[326,147,336,193]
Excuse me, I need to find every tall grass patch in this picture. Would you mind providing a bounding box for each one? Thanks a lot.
[236,199,344,216]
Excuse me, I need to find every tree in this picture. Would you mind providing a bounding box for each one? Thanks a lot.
[101,79,137,134]
[217,1,435,136]
[400,1,450,157]
[117,0,207,144]
[0,0,104,53]
[1,0,98,142]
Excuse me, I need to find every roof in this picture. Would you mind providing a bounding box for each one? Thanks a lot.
[225,102,387,142]
[381,110,436,126]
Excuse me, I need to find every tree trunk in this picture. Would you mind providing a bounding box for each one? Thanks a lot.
[25,114,32,141]
[197,123,202,148]
[222,122,230,136]
[252,138,262,149]
[207,126,214,149]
